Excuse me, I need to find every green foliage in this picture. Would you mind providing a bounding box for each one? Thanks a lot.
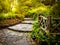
[49,0,60,33]
[4,12,17,19]
[29,5,50,17]
[0,0,50,19]
[51,19,60,33]
[50,0,60,18]
[0,12,17,21]
[0,14,5,20]
[41,0,57,5]
[31,21,57,45]
[0,0,11,13]
[20,16,24,21]
[51,20,58,27]
[37,6,50,17]
[26,12,37,20]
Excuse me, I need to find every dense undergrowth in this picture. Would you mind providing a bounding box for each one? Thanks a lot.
[0,13,16,20]
[31,21,60,45]
[31,0,60,45]
[0,12,24,21]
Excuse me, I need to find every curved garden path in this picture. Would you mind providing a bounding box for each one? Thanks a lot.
[0,18,37,45]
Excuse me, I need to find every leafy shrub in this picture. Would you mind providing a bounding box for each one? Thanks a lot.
[26,12,37,20]
[25,12,33,18]
[29,5,50,17]
[51,19,60,33]
[50,0,60,18]
[20,16,24,21]
[49,0,60,33]
[0,12,17,21]
[31,21,57,45]
[0,14,5,20]
[36,6,50,17]
[4,12,17,19]
[25,5,50,20]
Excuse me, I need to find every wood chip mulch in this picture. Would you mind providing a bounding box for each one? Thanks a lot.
[0,18,21,28]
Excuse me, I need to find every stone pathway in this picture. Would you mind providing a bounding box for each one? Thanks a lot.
[22,18,34,24]
[8,18,34,32]
[22,21,34,24]
[8,24,33,32]
[0,29,37,45]
[0,18,37,45]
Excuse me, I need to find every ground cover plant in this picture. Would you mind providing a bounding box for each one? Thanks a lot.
[31,21,58,45]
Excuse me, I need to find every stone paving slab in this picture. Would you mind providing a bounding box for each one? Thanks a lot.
[0,29,37,45]
[8,24,33,32]
[0,18,37,45]
[24,18,33,21]
[22,21,34,24]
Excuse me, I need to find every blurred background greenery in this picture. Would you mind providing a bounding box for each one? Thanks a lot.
[0,0,59,19]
